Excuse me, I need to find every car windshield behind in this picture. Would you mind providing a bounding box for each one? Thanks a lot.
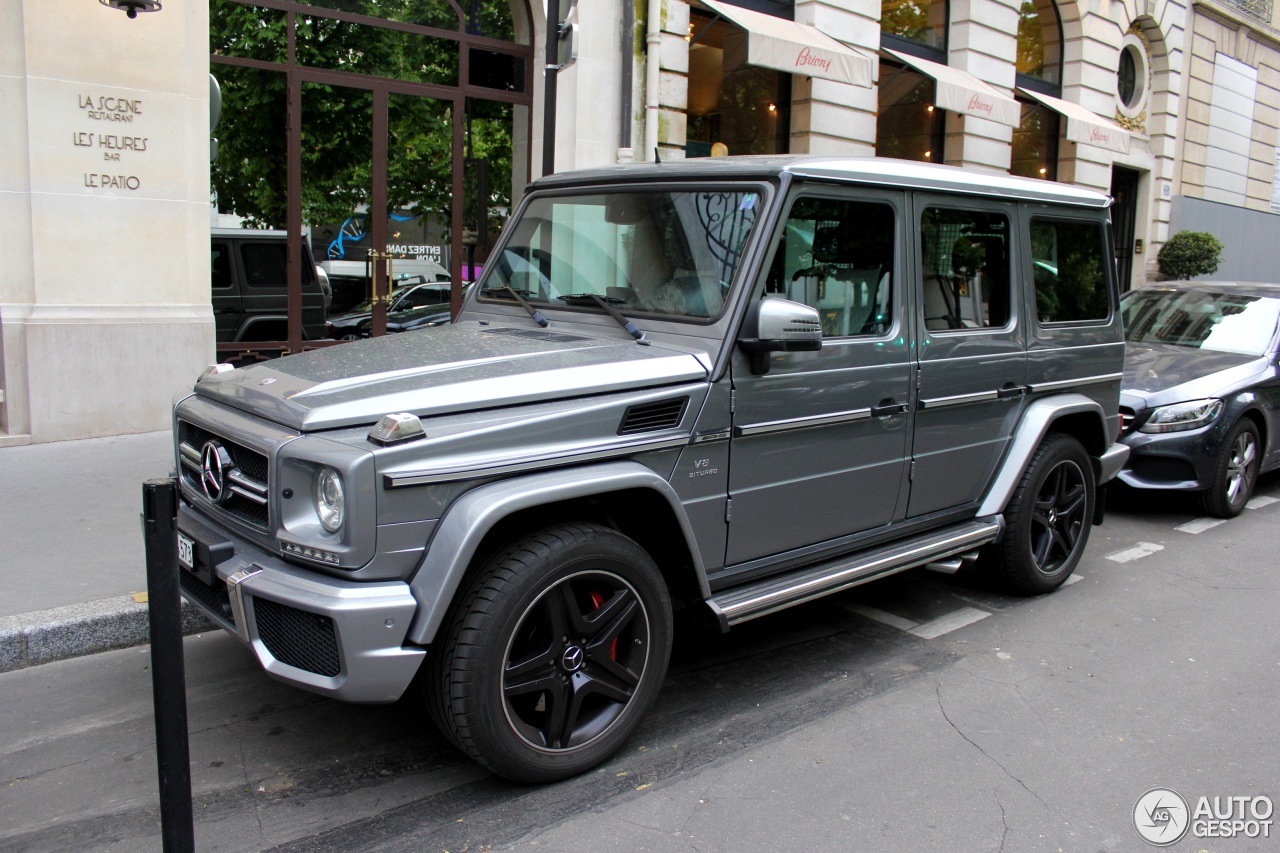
[478,188,762,320]
[1121,288,1280,356]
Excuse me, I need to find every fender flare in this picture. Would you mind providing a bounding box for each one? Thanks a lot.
[976,394,1113,518]
[405,460,705,646]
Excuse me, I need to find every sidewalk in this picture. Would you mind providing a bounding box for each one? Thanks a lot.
[0,430,211,672]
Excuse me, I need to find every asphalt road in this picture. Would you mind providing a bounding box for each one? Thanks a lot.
[2,478,1278,852]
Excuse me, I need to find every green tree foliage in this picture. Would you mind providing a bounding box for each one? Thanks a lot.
[1158,231,1224,280]
[210,0,515,236]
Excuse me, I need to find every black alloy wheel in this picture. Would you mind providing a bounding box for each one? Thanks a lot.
[425,523,672,783]
[993,433,1095,594]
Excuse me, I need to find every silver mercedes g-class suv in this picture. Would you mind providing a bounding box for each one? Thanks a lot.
[171,157,1128,782]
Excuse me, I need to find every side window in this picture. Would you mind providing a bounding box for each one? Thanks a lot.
[240,243,287,288]
[1030,218,1109,323]
[921,208,1011,330]
[211,242,232,289]
[764,197,895,337]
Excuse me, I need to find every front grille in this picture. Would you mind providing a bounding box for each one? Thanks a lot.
[618,397,689,435]
[179,569,235,626]
[178,420,271,529]
[253,597,341,677]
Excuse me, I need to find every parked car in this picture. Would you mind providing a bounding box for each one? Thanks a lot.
[320,258,451,315]
[326,278,453,339]
[171,156,1128,783]
[382,304,453,334]
[1117,281,1280,516]
[211,229,327,342]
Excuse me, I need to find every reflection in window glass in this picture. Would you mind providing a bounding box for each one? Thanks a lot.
[211,1,288,62]
[1122,290,1280,355]
[921,208,1011,330]
[1030,219,1109,322]
[294,16,458,86]
[1016,0,1062,84]
[211,243,233,289]
[876,63,944,163]
[881,0,946,49]
[210,65,288,228]
[481,190,761,321]
[300,0,459,31]
[686,11,790,157]
[1011,101,1059,180]
[764,198,895,337]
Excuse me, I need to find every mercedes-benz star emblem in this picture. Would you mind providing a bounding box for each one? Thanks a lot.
[561,646,585,673]
[200,441,235,504]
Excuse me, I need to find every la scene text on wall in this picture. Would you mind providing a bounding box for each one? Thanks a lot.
[77,94,147,190]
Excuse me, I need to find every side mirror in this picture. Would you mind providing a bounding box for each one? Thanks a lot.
[738,297,822,375]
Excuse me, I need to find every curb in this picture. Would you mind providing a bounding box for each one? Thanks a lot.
[0,596,215,674]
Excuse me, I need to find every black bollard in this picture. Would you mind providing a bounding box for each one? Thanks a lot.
[142,477,195,853]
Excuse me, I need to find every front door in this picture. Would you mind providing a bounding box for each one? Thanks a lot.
[909,197,1027,517]
[726,189,912,567]
[1110,167,1140,292]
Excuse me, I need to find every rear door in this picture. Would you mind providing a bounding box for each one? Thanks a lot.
[725,187,912,566]
[908,197,1027,517]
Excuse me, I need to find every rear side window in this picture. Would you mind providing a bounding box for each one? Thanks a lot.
[1029,218,1109,323]
[240,243,287,289]
[921,208,1011,330]
[211,242,232,289]
[764,197,895,337]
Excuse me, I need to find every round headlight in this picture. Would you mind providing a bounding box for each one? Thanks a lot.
[314,466,345,533]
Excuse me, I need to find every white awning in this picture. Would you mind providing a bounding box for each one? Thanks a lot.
[1017,87,1131,155]
[702,0,873,88]
[884,49,1020,127]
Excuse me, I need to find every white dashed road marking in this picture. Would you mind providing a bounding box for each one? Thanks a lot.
[909,607,991,639]
[1247,496,1279,509]
[1063,573,1084,586]
[1106,542,1165,562]
[1176,517,1227,534]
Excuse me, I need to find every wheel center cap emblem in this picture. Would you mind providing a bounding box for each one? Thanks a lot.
[561,645,585,673]
[200,441,234,505]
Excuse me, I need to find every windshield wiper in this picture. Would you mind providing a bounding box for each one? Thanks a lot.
[558,293,648,344]
[481,286,549,328]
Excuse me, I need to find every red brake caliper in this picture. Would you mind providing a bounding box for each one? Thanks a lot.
[589,591,618,660]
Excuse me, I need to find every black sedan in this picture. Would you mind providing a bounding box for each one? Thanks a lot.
[326,279,453,340]
[1117,281,1280,517]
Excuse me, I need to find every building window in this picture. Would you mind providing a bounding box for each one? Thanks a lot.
[880,0,947,55]
[1016,0,1061,86]
[1116,33,1150,119]
[686,8,791,157]
[1011,0,1062,180]
[1011,101,1059,180]
[876,61,945,163]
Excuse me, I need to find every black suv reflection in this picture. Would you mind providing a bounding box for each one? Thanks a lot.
[1118,281,1280,516]
[326,278,453,340]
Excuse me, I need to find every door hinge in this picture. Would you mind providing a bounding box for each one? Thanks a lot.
[909,460,916,481]
[725,498,733,523]
[730,389,737,414]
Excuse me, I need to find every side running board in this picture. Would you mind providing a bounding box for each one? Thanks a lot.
[706,519,1002,631]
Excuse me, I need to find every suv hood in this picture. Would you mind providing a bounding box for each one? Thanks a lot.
[1121,341,1266,408]
[196,324,708,431]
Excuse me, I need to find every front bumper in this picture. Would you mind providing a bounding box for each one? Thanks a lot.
[177,504,424,702]
[1116,426,1217,492]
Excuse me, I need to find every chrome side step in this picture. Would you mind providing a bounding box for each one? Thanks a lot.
[707,520,1002,631]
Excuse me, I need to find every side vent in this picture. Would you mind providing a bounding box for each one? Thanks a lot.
[618,397,689,435]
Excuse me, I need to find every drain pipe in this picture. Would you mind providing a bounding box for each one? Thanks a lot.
[618,0,634,162]
[644,0,661,161]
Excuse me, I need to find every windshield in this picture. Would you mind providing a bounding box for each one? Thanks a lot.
[478,188,763,321]
[1122,288,1280,355]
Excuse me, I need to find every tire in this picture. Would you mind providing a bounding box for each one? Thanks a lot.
[1199,419,1260,518]
[992,433,1095,595]
[425,523,673,783]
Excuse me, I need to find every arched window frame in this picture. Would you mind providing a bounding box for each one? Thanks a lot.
[1012,0,1064,180]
